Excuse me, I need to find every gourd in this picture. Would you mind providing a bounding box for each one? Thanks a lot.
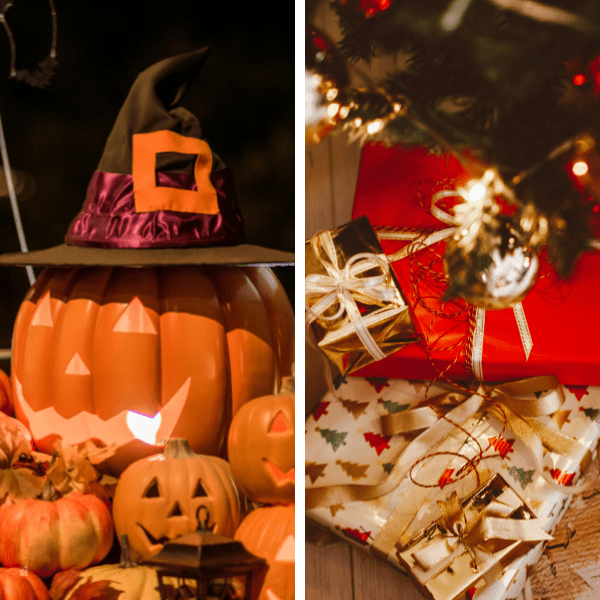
[0,568,50,600]
[0,485,113,578]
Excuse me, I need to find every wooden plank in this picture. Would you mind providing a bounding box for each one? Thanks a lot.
[306,541,355,600]
[351,547,427,600]
[306,140,335,238]
[329,135,361,226]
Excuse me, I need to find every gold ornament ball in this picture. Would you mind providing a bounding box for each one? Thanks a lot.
[444,218,539,310]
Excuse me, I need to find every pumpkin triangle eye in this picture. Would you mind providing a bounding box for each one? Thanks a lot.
[269,411,290,433]
[113,297,157,334]
[274,534,295,562]
[143,478,161,498]
[31,291,54,327]
[193,480,208,497]
[168,501,184,517]
[65,352,91,375]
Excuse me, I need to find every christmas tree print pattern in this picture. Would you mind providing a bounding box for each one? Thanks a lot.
[365,377,390,393]
[363,432,391,455]
[565,385,589,402]
[487,436,515,459]
[377,398,410,414]
[581,406,600,422]
[382,462,394,475]
[506,466,534,489]
[311,401,330,421]
[336,460,369,481]
[306,462,328,484]
[339,398,369,419]
[316,427,348,451]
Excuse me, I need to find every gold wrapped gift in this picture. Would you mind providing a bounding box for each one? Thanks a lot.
[397,474,551,600]
[305,216,417,374]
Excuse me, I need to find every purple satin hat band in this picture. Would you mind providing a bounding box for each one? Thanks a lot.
[65,169,244,249]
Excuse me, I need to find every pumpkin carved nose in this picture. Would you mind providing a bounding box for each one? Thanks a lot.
[168,501,184,517]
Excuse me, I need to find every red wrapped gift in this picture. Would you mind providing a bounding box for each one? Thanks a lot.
[351,142,600,385]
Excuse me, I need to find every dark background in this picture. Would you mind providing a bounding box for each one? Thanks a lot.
[0,0,295,351]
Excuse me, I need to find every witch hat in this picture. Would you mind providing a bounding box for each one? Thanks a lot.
[0,48,294,267]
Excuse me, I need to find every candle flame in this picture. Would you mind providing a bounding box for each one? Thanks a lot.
[126,410,162,445]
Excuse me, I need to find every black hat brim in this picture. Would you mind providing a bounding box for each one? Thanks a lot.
[0,244,294,268]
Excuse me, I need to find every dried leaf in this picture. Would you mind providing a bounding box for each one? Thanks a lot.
[50,570,83,600]
[0,467,45,502]
[0,419,33,466]
[69,578,122,600]
[48,439,118,496]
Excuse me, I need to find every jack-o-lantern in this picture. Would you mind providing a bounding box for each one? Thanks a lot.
[11,265,294,474]
[228,394,294,505]
[112,438,242,562]
[235,504,295,600]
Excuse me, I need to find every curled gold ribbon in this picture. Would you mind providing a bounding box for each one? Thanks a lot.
[305,230,399,361]
[410,490,551,586]
[306,376,592,560]
[375,189,534,379]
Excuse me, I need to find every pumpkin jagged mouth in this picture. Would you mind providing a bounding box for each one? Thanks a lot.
[265,459,295,485]
[137,523,171,547]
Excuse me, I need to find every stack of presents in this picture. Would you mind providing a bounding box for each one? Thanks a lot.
[305,142,600,600]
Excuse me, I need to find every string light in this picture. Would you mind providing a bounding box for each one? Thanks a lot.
[572,160,589,176]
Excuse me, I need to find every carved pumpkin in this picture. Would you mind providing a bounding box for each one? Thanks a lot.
[112,438,242,561]
[0,491,113,577]
[11,265,294,474]
[228,394,294,505]
[0,368,12,415]
[235,504,295,600]
[0,568,50,600]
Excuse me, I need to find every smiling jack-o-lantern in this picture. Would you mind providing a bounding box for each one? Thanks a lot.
[227,393,294,505]
[11,265,293,474]
[112,438,242,562]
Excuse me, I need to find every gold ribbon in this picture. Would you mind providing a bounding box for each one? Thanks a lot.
[305,230,400,361]
[375,189,534,380]
[410,490,552,586]
[306,376,591,559]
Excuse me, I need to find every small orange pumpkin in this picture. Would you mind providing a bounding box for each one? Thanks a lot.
[11,265,294,474]
[235,504,295,600]
[0,368,13,415]
[0,490,113,577]
[228,394,295,505]
[0,568,50,600]
[112,438,242,561]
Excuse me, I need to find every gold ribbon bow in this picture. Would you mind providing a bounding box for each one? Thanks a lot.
[306,376,591,560]
[375,188,534,380]
[410,490,552,587]
[305,229,400,361]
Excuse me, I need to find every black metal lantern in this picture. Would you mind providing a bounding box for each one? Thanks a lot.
[143,505,266,600]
